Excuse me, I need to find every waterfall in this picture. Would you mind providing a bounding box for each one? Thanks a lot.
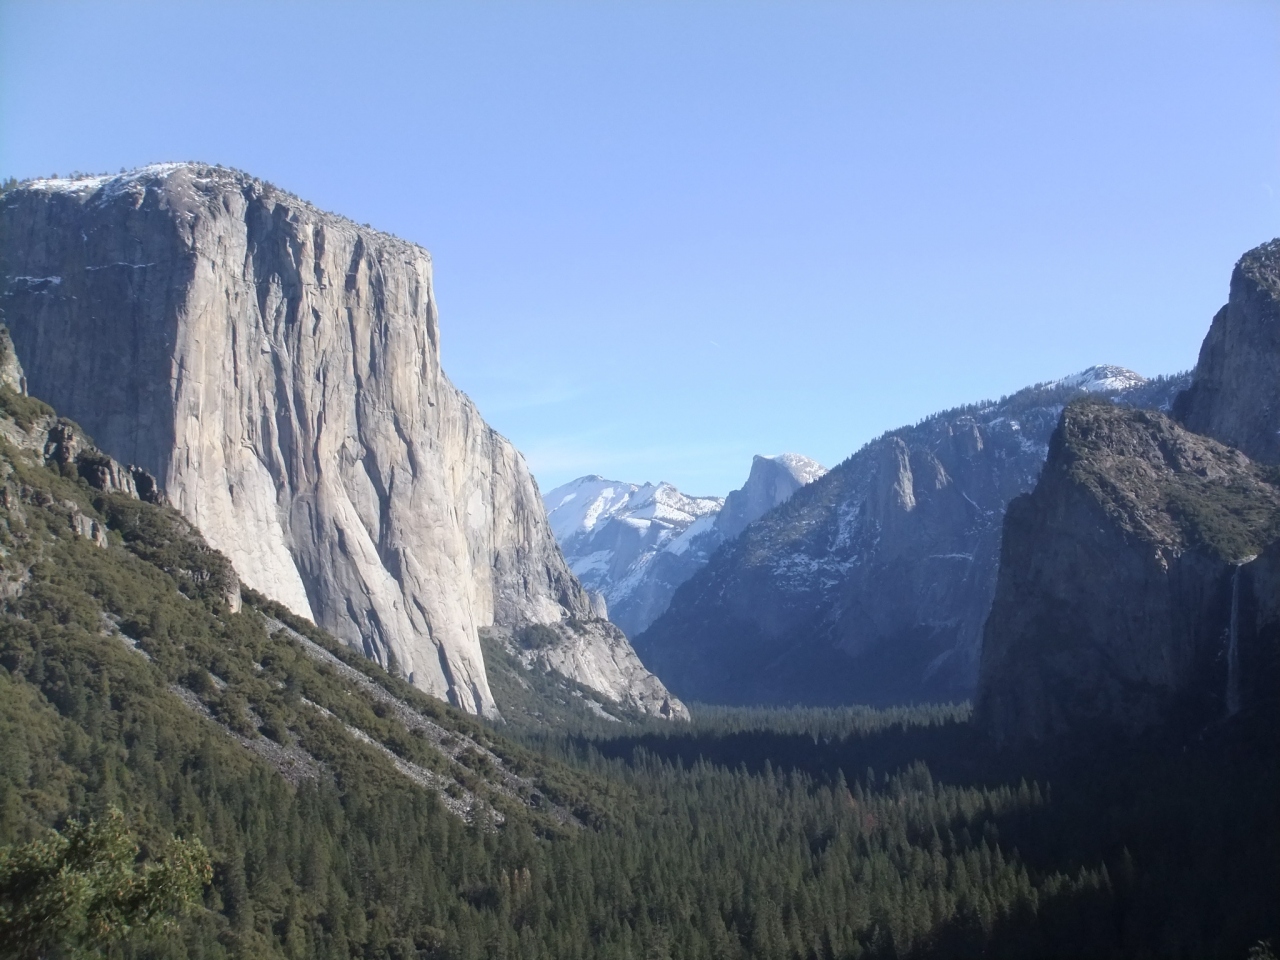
[1226,564,1242,717]
[1225,556,1257,717]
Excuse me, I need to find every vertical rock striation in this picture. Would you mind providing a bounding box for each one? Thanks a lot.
[1175,239,1280,464]
[0,163,679,717]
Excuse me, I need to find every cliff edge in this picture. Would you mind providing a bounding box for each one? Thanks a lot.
[0,163,681,718]
[1175,239,1280,464]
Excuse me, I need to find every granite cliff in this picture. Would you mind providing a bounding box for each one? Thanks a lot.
[976,401,1280,744]
[713,453,828,541]
[634,368,1188,707]
[0,163,681,719]
[1175,238,1280,464]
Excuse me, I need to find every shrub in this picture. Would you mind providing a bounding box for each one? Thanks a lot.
[517,623,560,650]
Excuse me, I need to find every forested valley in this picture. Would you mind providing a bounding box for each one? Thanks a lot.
[0,384,1276,960]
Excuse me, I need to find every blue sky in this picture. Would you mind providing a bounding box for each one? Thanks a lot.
[2,1,1277,495]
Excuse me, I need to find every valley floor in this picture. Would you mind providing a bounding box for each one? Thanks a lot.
[0,394,1274,958]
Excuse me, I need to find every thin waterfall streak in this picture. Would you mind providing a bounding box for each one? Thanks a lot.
[1226,563,1242,717]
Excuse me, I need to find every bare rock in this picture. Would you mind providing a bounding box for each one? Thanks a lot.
[0,324,26,394]
[1176,238,1280,463]
[544,453,825,639]
[70,509,108,547]
[713,453,827,540]
[636,370,1188,708]
[516,618,690,720]
[0,163,676,717]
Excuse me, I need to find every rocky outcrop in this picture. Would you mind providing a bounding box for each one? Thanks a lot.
[976,401,1280,744]
[544,453,825,637]
[503,618,690,720]
[0,163,680,718]
[0,325,25,394]
[634,369,1190,707]
[0,380,230,600]
[1175,239,1280,464]
[69,509,110,547]
[0,380,166,508]
[39,421,165,504]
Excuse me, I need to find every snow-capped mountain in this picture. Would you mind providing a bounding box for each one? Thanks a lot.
[545,478,723,547]
[1049,364,1148,393]
[544,454,826,636]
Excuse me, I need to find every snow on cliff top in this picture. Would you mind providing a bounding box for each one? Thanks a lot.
[765,453,827,485]
[24,163,190,198]
[1050,365,1147,394]
[14,163,426,256]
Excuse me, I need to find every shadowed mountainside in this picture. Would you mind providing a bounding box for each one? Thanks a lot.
[635,368,1187,707]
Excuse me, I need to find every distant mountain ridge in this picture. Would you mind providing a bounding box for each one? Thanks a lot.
[634,366,1190,708]
[544,453,826,636]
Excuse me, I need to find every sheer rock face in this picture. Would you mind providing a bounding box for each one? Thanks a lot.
[1175,239,1280,464]
[976,402,1280,744]
[0,163,654,717]
[713,454,827,541]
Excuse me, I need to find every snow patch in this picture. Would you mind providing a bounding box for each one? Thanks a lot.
[664,513,719,556]
[1049,365,1146,394]
[22,163,196,211]
[765,452,827,485]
